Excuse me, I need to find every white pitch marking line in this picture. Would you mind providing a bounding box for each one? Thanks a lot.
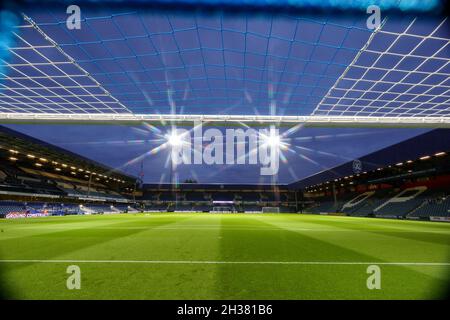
[0,260,448,266]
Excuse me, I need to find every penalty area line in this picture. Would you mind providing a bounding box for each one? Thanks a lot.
[0,260,448,266]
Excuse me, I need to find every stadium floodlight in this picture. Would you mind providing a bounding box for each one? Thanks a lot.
[260,127,282,148]
[166,131,183,147]
[259,128,292,157]
[265,133,281,148]
[435,152,446,156]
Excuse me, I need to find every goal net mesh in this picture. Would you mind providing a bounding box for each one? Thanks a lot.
[212,206,233,213]
[262,207,280,213]
[0,9,448,122]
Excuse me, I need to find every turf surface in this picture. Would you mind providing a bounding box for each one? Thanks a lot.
[0,213,449,299]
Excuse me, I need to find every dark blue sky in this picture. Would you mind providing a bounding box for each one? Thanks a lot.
[5,124,428,184]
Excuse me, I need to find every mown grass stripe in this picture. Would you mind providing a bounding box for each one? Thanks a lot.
[0,259,448,266]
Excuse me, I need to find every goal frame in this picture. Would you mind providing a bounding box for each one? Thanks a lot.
[262,207,280,213]
[212,206,233,213]
[0,113,448,128]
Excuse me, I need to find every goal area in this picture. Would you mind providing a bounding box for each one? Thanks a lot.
[262,207,280,213]
[212,206,233,213]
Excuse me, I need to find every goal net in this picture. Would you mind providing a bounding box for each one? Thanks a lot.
[262,207,280,213]
[212,206,233,213]
[0,8,448,127]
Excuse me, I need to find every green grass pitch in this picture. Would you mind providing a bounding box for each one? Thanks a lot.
[0,213,449,299]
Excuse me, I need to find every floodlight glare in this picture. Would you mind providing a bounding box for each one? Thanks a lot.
[167,131,183,147]
[267,135,280,147]
[263,132,281,148]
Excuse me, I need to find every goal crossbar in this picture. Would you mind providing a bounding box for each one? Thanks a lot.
[0,113,449,128]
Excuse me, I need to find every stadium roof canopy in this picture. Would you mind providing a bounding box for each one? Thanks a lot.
[0,125,136,183]
[290,128,450,188]
[0,1,449,127]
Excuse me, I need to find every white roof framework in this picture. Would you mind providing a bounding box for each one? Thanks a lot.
[0,11,449,127]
